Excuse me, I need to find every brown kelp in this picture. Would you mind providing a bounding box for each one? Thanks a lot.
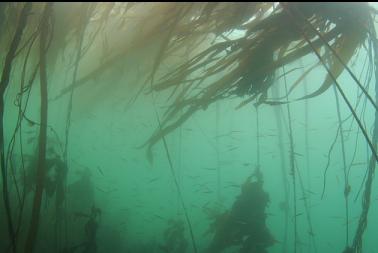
[23,148,67,204]
[144,3,373,155]
[0,3,377,253]
[23,4,52,253]
[154,110,198,253]
[205,172,275,253]
[0,3,32,252]
[350,18,378,253]
[159,219,188,253]
[61,205,101,253]
[271,84,290,253]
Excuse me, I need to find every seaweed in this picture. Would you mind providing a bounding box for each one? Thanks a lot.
[61,205,102,253]
[159,219,188,253]
[0,3,377,253]
[24,4,52,252]
[0,3,32,252]
[206,172,275,253]
[144,3,373,156]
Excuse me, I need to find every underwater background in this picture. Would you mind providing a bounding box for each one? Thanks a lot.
[0,2,378,253]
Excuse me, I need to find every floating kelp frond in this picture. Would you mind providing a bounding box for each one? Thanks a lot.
[0,3,373,161]
[145,3,373,156]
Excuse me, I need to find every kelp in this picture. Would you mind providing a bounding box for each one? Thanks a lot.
[62,205,101,253]
[0,3,377,253]
[24,3,52,253]
[205,172,274,253]
[0,3,374,151]
[351,17,378,253]
[282,66,298,253]
[159,219,188,253]
[144,3,373,156]
[154,107,198,253]
[0,3,32,252]
[271,84,289,253]
[23,146,67,203]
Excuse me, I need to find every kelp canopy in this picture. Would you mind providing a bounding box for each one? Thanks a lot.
[141,2,375,157]
[1,3,374,146]
[1,2,378,253]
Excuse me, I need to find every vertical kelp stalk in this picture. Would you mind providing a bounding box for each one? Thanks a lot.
[63,4,91,165]
[7,31,39,248]
[333,85,350,246]
[303,67,310,192]
[255,106,261,170]
[295,163,318,253]
[302,62,315,252]
[282,68,297,253]
[153,108,198,253]
[216,101,221,201]
[149,69,197,253]
[351,20,378,253]
[272,86,289,253]
[61,3,92,251]
[282,65,316,252]
[0,3,32,253]
[24,3,52,253]
[293,63,318,252]
[321,125,344,199]
[340,38,372,206]
[272,85,289,253]
[176,124,183,214]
